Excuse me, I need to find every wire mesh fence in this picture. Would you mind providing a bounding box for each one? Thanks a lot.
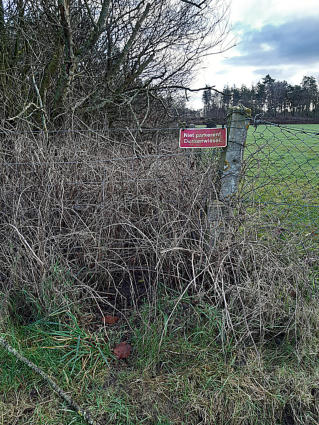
[0,117,317,323]
[0,120,318,238]
[242,121,319,240]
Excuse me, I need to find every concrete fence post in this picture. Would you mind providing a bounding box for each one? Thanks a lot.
[207,105,251,248]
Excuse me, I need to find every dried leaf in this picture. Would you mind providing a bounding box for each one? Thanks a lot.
[113,342,132,359]
[102,315,119,325]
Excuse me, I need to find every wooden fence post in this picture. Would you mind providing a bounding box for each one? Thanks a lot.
[207,105,251,247]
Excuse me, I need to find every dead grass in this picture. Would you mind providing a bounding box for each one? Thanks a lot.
[0,129,318,424]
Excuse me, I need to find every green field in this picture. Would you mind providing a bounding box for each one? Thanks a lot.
[242,124,319,233]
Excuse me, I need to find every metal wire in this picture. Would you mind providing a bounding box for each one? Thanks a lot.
[1,120,318,234]
[253,119,319,135]
[0,127,181,135]
[242,120,319,232]
[0,150,202,166]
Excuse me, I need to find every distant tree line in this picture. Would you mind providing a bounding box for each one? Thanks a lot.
[202,74,319,123]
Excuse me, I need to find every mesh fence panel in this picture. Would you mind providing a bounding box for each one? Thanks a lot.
[242,121,319,239]
[1,121,318,244]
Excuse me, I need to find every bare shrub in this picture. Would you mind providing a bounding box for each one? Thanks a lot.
[0,130,314,350]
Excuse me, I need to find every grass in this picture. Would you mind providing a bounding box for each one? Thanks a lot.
[243,124,319,234]
[199,123,319,238]
[1,289,319,425]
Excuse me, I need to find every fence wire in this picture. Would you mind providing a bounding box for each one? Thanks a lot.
[242,120,319,237]
[0,121,318,242]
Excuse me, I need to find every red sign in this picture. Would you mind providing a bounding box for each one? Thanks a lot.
[179,128,227,148]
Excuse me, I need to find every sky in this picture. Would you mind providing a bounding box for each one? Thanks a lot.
[189,0,319,109]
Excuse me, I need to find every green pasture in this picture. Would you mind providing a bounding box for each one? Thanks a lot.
[242,124,319,233]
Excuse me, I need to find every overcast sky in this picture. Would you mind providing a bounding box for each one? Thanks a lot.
[189,0,319,108]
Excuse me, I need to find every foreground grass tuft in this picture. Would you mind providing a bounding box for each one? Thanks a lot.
[1,292,319,424]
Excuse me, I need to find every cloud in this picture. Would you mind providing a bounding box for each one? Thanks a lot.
[252,68,296,80]
[225,17,319,68]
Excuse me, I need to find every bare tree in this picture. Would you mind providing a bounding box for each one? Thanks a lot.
[0,0,230,128]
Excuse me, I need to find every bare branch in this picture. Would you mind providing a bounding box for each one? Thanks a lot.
[160,85,229,96]
[124,85,232,97]
[1,0,230,124]
[180,0,207,8]
[110,3,151,77]
[0,336,99,425]
[82,0,111,54]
